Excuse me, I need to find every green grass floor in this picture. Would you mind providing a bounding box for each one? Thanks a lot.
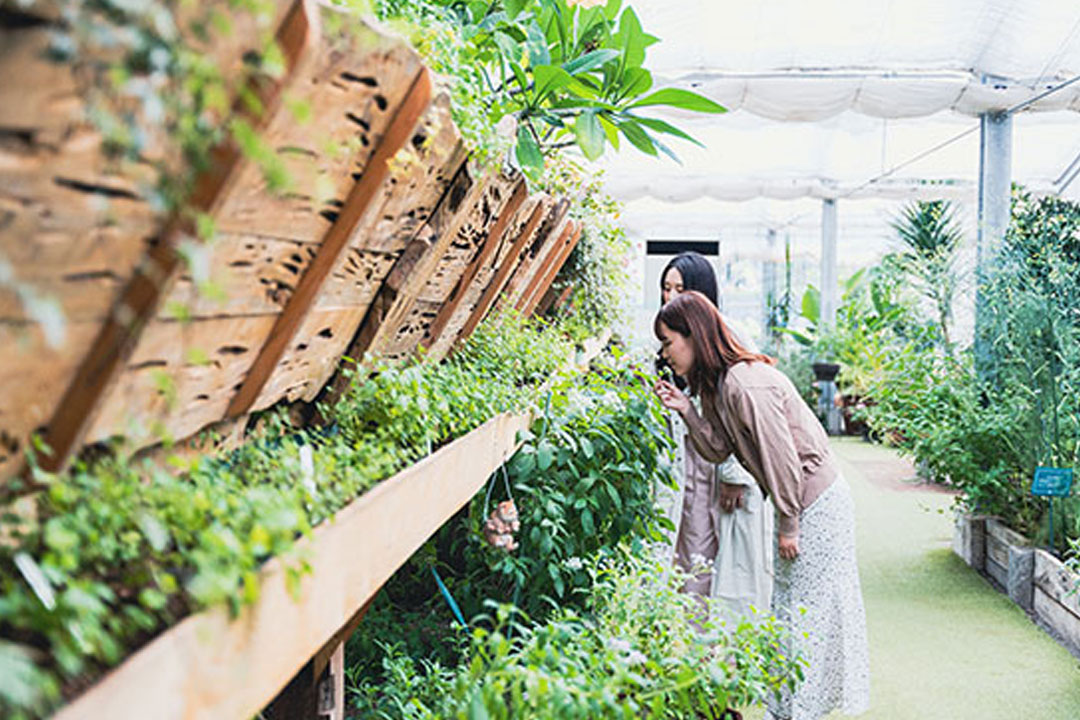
[741,438,1080,720]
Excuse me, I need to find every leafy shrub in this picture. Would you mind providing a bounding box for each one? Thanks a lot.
[349,552,802,719]
[0,314,570,718]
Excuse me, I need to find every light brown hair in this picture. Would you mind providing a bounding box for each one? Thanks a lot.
[654,291,775,400]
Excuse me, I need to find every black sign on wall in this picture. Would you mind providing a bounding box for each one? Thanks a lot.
[646,240,719,256]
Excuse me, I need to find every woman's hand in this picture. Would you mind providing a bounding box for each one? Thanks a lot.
[718,482,744,513]
[778,534,800,560]
[654,379,690,415]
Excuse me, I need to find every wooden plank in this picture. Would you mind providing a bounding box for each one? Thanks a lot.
[213,10,427,242]
[517,220,579,315]
[539,282,575,317]
[338,162,487,365]
[0,322,100,480]
[84,315,279,447]
[1034,549,1080,619]
[421,178,527,360]
[522,221,582,317]
[251,306,370,410]
[159,234,398,318]
[1034,587,1080,653]
[27,0,320,477]
[455,195,549,344]
[226,65,433,418]
[246,95,467,411]
[52,410,532,720]
[498,198,570,312]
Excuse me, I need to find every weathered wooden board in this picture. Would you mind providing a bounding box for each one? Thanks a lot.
[1,1,318,480]
[518,219,580,316]
[242,94,466,412]
[225,61,433,418]
[335,162,483,370]
[85,315,278,447]
[0,323,100,479]
[454,195,551,345]
[498,198,570,312]
[374,169,522,360]
[421,179,528,360]
[53,410,532,720]
[250,306,370,410]
[159,235,397,318]
[1034,549,1080,619]
[213,9,426,242]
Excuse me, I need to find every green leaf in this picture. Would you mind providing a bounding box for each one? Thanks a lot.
[801,285,821,324]
[628,88,726,114]
[618,66,653,100]
[563,48,620,76]
[598,114,620,149]
[532,64,573,103]
[538,441,555,471]
[574,110,605,161]
[527,21,551,68]
[505,0,527,20]
[610,6,657,69]
[514,125,544,176]
[618,119,657,156]
[632,116,703,147]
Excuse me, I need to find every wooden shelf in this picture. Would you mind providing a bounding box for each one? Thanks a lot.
[54,411,532,720]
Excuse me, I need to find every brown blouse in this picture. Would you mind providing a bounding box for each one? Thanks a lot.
[681,360,837,538]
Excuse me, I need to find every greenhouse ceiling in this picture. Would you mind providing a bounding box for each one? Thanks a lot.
[599,0,1080,203]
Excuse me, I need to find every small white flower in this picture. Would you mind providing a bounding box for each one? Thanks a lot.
[565,556,584,571]
[625,650,647,666]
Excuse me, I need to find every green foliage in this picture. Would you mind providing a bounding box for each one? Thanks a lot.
[0,313,571,718]
[889,200,965,352]
[372,0,723,180]
[471,353,673,616]
[853,187,1080,550]
[345,350,673,681]
[539,156,631,341]
[349,552,803,719]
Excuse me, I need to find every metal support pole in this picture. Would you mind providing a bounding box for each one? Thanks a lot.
[820,198,838,330]
[975,111,1013,379]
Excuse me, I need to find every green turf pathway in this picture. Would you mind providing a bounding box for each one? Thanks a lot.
[745,438,1080,720]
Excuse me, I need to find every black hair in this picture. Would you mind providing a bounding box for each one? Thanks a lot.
[659,252,718,307]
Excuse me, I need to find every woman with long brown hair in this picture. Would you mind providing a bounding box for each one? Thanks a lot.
[654,291,869,720]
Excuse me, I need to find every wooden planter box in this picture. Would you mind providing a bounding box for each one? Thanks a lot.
[953,514,1035,611]
[1033,550,1080,655]
[54,410,531,720]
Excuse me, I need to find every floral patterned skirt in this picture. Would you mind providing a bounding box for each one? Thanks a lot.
[766,477,870,720]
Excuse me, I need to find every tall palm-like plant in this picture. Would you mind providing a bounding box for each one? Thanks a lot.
[890,200,964,352]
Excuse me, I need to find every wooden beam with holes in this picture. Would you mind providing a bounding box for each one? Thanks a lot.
[80,12,460,452]
[420,178,528,360]
[514,219,574,314]
[28,0,320,477]
[225,67,433,418]
[452,195,549,346]
[497,198,570,313]
[327,161,486,381]
[374,169,523,361]
[521,221,582,317]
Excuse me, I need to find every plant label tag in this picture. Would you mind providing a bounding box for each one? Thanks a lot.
[1031,467,1073,497]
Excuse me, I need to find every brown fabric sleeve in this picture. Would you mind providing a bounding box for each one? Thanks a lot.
[680,398,733,465]
[729,383,803,537]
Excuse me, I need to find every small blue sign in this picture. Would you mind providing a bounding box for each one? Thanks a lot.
[1032,467,1073,497]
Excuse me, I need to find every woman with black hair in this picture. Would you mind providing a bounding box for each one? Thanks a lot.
[656,252,773,622]
[654,291,870,720]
